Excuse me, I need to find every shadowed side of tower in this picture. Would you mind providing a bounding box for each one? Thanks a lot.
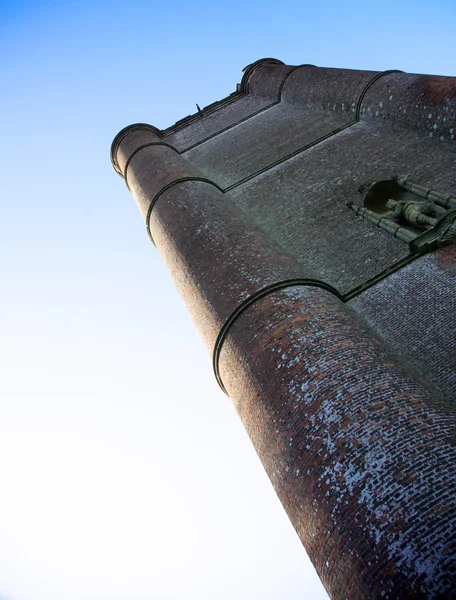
[111,59,456,599]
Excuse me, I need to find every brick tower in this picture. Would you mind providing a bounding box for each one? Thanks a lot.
[111,59,456,599]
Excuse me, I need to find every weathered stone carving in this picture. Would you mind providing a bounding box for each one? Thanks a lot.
[348,176,456,254]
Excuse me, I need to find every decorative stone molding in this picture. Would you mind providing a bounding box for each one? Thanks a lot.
[348,176,456,254]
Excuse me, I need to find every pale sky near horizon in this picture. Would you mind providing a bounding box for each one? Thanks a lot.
[1,1,455,599]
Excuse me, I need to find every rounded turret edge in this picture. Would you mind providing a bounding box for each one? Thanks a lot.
[277,64,317,100]
[146,177,225,247]
[212,277,342,394]
[355,70,403,120]
[358,70,456,140]
[111,123,162,177]
[240,58,285,93]
[279,67,385,116]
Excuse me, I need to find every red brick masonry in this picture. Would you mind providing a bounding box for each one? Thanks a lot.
[111,60,456,599]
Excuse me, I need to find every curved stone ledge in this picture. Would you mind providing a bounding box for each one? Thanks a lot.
[146,177,224,245]
[212,278,342,394]
[240,58,299,101]
[240,57,285,93]
[111,123,162,176]
[124,142,181,190]
[125,144,204,219]
[281,66,379,117]
[276,64,316,99]
[148,179,319,354]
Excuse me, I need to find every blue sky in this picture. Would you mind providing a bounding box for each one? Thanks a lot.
[1,1,455,599]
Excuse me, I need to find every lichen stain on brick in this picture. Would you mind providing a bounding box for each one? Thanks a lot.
[219,286,456,598]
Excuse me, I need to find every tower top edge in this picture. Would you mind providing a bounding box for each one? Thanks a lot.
[239,57,286,92]
[111,123,162,176]
[110,61,456,174]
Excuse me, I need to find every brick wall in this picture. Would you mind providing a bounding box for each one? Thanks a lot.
[111,59,456,599]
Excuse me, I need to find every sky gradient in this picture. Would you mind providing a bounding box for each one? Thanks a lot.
[1,1,455,599]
